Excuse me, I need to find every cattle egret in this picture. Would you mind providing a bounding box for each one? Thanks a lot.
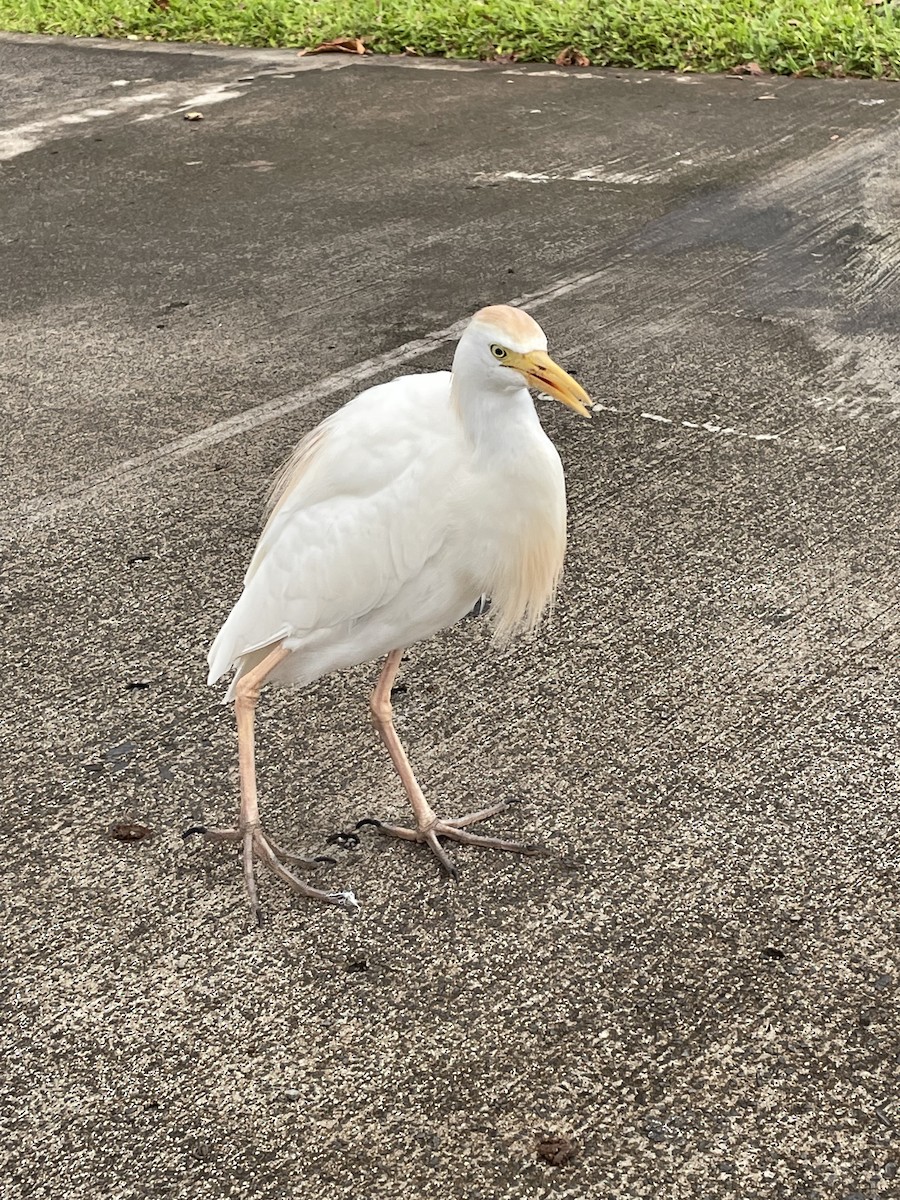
[193,305,590,923]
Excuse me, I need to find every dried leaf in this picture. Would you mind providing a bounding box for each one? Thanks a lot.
[109,821,154,842]
[536,1133,579,1167]
[794,60,848,78]
[727,61,764,76]
[297,37,367,57]
[183,111,204,121]
[554,47,590,68]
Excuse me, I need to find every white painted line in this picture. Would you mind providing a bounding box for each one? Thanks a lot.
[0,83,244,162]
[16,265,622,526]
[173,86,245,110]
[478,169,552,183]
[474,151,689,187]
[387,60,487,73]
[616,410,791,445]
[504,69,601,78]
[0,90,171,160]
[476,167,668,186]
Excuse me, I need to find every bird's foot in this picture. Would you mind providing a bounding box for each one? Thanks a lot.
[352,798,545,879]
[183,823,359,925]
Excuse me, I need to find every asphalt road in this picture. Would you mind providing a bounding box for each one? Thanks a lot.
[1,33,899,1200]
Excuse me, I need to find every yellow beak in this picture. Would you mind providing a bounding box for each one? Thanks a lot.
[507,349,592,418]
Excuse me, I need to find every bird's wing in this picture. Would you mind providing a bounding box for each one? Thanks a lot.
[208,371,465,683]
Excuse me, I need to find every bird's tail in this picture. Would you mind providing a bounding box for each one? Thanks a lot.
[207,613,290,703]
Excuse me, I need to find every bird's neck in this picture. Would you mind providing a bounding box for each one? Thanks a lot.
[450,366,542,457]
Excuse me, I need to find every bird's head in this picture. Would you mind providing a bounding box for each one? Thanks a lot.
[461,304,592,418]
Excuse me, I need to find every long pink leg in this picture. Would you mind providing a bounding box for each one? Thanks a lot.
[187,643,357,924]
[361,649,543,877]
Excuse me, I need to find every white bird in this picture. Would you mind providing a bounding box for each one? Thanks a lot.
[193,304,590,923]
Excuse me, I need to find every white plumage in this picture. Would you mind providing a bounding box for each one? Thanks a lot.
[194,304,590,924]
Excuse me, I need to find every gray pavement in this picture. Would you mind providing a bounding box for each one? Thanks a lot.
[1,33,899,1200]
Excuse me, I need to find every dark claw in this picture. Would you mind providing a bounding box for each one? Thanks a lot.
[446,863,460,882]
[325,830,361,849]
[314,855,338,866]
[469,594,492,618]
[355,818,384,831]
[182,825,207,840]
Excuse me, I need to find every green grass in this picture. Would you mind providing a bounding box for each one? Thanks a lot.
[2,0,900,78]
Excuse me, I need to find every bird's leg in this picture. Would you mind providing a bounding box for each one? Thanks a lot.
[370,650,441,831]
[186,643,357,924]
[360,648,543,877]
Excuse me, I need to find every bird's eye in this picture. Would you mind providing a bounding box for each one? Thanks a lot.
[490,344,507,360]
